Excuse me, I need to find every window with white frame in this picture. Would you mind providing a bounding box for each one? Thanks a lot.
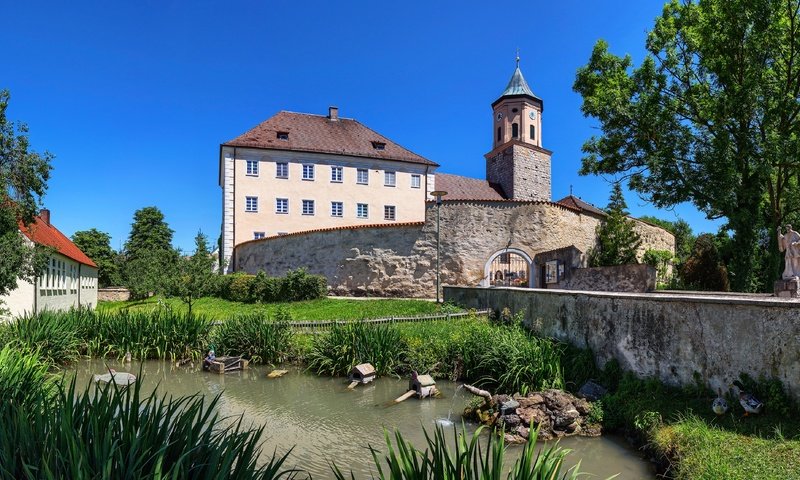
[331,166,343,183]
[246,159,259,176]
[384,205,396,221]
[276,162,289,178]
[245,196,258,212]
[276,198,288,214]
[331,201,343,217]
[357,168,368,184]
[302,164,315,180]
[384,171,396,186]
[302,199,315,215]
[254,232,265,240]
[411,174,421,188]
[357,203,368,219]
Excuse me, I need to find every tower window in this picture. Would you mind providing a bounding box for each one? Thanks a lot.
[512,123,519,138]
[372,141,386,150]
[530,125,536,141]
[497,127,501,142]
[277,132,289,140]
[512,108,518,113]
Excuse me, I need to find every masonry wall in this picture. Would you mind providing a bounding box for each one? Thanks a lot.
[444,286,800,401]
[235,201,675,297]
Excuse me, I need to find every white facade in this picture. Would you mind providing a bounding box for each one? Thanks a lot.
[1,251,98,320]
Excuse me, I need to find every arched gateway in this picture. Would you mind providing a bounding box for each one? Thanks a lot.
[483,248,533,288]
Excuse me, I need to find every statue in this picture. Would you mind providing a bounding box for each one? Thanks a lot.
[777,225,800,279]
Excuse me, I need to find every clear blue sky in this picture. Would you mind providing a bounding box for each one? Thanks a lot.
[2,0,722,253]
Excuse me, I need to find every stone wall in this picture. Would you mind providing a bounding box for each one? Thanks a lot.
[444,286,800,401]
[235,200,675,297]
[98,288,131,302]
[485,143,551,201]
[566,264,656,293]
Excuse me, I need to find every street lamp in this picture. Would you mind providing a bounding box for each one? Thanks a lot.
[430,190,448,303]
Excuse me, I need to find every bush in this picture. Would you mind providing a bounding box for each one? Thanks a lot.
[227,273,256,302]
[213,313,293,364]
[215,269,327,304]
[307,322,405,376]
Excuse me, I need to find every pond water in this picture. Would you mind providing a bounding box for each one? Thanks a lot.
[69,359,655,479]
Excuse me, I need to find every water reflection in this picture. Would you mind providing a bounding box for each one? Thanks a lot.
[68,360,654,479]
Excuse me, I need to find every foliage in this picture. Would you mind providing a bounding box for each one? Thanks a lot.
[639,216,695,264]
[215,269,328,304]
[71,228,122,287]
[587,184,642,267]
[5,311,82,364]
[333,425,598,480]
[306,321,405,376]
[122,206,179,299]
[643,249,674,284]
[681,234,730,291]
[0,345,55,407]
[573,0,800,291]
[213,314,293,364]
[0,89,53,301]
[0,373,302,480]
[170,230,216,316]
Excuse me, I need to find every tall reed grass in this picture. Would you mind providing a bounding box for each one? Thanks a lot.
[306,321,405,376]
[0,371,302,479]
[213,313,293,364]
[3,311,82,364]
[0,345,55,406]
[332,425,601,480]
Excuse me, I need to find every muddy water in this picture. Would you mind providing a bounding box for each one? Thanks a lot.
[69,359,654,479]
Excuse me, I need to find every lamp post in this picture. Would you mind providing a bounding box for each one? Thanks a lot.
[430,190,448,303]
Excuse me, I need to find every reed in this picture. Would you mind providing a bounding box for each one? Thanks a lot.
[5,311,82,364]
[0,372,302,479]
[213,313,293,364]
[331,425,599,480]
[0,345,55,407]
[306,321,405,376]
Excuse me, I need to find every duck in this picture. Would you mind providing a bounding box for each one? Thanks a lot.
[712,388,729,415]
[731,380,764,416]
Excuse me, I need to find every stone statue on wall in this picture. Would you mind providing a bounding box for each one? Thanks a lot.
[777,225,800,279]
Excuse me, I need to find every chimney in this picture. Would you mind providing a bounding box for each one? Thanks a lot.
[40,208,50,225]
[328,106,339,121]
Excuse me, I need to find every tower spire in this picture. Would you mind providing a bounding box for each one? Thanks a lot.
[516,48,520,66]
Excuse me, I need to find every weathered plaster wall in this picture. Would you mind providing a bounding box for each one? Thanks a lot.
[566,264,657,293]
[444,286,800,401]
[235,201,675,297]
[98,288,131,302]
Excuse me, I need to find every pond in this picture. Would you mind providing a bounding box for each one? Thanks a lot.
[70,359,655,479]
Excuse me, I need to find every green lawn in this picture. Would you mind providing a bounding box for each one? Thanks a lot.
[98,296,449,321]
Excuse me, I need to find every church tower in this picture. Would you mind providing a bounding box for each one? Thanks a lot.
[485,56,552,201]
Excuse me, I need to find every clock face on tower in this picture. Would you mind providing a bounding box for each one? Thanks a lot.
[529,111,536,120]
[496,112,504,121]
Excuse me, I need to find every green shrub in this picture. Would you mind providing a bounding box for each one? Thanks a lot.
[227,273,256,302]
[307,322,405,376]
[213,314,293,364]
[221,269,327,304]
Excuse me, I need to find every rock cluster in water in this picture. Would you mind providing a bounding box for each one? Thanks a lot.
[463,389,601,442]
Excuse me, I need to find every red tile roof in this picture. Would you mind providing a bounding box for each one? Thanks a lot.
[555,195,607,217]
[433,173,507,201]
[223,111,438,167]
[19,215,98,268]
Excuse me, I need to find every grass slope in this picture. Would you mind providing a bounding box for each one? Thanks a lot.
[98,296,446,321]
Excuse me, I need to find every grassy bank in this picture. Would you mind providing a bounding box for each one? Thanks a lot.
[98,295,446,321]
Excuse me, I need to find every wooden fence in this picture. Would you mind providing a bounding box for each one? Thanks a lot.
[288,309,491,334]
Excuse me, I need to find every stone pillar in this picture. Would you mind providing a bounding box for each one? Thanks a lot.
[774,278,800,298]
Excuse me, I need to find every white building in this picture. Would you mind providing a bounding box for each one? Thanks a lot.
[1,209,98,319]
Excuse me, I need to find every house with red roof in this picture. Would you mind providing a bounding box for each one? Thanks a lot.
[1,209,98,318]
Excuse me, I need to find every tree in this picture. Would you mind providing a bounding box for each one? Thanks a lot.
[682,234,730,291]
[170,231,215,317]
[588,184,643,267]
[573,0,800,291]
[122,206,178,299]
[0,89,52,303]
[71,229,122,288]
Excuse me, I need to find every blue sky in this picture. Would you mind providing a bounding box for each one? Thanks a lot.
[3,0,722,252]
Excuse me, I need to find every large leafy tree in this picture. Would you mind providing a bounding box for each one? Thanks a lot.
[122,206,178,299]
[573,0,800,291]
[0,89,52,300]
[170,231,215,317]
[71,229,122,288]
[588,184,643,267]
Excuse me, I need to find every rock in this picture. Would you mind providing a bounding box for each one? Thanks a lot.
[500,399,519,416]
[504,433,526,444]
[516,426,530,439]
[577,380,608,401]
[553,408,580,428]
[565,421,580,433]
[574,397,591,415]
[501,414,521,429]
[493,394,511,406]
[517,393,544,408]
[543,390,571,411]
[267,369,289,379]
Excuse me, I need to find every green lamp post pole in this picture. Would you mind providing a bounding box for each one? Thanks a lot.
[430,190,448,303]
